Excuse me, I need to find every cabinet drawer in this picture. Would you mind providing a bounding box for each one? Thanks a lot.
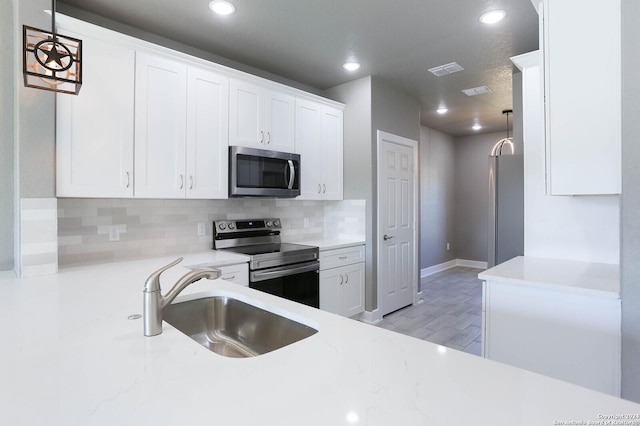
[217,263,249,287]
[320,245,365,270]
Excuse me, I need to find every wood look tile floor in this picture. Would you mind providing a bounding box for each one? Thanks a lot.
[377,267,484,356]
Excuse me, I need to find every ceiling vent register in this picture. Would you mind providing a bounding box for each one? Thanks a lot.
[462,85,492,96]
[428,62,464,77]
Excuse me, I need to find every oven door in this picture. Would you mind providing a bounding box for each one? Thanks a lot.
[249,261,319,308]
[229,146,300,197]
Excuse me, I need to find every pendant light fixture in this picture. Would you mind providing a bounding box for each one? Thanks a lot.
[23,0,82,95]
[490,109,514,156]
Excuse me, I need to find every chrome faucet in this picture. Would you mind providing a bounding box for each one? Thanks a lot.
[143,257,221,336]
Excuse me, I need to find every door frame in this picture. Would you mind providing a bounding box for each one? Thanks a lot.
[376,130,419,318]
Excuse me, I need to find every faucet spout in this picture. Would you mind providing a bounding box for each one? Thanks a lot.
[143,257,221,336]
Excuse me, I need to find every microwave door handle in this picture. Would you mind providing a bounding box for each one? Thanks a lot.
[287,159,295,190]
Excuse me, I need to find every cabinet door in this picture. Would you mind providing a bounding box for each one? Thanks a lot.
[264,90,295,152]
[229,79,263,148]
[186,67,229,199]
[295,99,323,199]
[543,0,621,195]
[56,32,134,198]
[340,262,365,317]
[319,267,342,315]
[320,105,344,200]
[134,52,187,198]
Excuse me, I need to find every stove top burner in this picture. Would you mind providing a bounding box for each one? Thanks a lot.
[222,243,316,256]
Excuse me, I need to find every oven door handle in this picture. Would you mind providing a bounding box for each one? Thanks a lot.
[251,261,319,282]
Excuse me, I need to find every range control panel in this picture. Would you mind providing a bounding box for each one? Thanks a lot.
[214,218,281,234]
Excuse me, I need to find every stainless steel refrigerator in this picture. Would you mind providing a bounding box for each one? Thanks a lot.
[488,154,524,268]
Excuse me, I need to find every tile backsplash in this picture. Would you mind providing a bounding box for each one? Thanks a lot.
[58,198,365,267]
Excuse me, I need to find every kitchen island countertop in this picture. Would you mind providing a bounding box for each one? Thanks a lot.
[0,252,637,425]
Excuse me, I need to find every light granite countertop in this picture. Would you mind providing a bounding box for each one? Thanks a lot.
[0,252,637,425]
[479,256,620,298]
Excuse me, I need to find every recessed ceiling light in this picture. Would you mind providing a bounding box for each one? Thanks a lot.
[479,9,506,24]
[209,0,236,15]
[343,62,361,71]
[436,107,448,114]
[472,124,482,131]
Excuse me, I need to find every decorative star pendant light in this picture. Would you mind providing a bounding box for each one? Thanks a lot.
[23,1,82,95]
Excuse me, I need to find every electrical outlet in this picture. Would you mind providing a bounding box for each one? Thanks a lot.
[303,218,309,228]
[108,225,120,242]
[446,242,450,251]
[197,222,206,236]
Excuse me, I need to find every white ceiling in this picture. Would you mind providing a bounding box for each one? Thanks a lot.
[58,0,539,137]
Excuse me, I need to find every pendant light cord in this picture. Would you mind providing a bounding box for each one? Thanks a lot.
[52,0,56,41]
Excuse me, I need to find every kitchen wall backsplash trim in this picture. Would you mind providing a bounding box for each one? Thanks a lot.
[20,198,59,277]
[57,198,365,267]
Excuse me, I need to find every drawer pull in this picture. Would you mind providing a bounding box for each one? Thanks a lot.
[222,275,236,280]
[338,256,348,260]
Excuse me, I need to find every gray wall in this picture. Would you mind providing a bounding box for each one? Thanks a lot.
[419,126,456,270]
[0,0,15,270]
[327,76,420,312]
[18,1,56,198]
[621,0,640,403]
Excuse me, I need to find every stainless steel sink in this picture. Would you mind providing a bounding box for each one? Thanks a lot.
[164,296,318,358]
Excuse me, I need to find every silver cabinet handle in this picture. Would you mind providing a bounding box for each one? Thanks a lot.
[179,174,184,189]
[126,171,130,188]
[189,175,194,190]
[345,273,349,284]
[259,130,264,144]
[318,184,322,194]
[267,132,271,144]
[338,256,347,260]
[222,275,236,280]
[339,274,344,285]
[322,184,326,194]
[384,234,394,241]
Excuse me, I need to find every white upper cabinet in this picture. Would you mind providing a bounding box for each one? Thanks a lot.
[541,0,621,195]
[55,15,342,200]
[134,53,229,199]
[295,99,343,200]
[229,79,295,152]
[134,52,188,198]
[56,32,135,198]
[185,67,229,199]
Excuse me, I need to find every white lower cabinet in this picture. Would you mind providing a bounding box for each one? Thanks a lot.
[483,279,621,396]
[217,263,249,287]
[319,245,365,318]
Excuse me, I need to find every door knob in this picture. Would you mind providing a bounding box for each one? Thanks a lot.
[383,234,394,241]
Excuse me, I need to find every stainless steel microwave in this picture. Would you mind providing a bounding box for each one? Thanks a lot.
[229,146,301,197]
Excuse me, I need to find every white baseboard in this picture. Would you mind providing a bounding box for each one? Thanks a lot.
[457,259,488,269]
[358,308,382,324]
[421,258,487,278]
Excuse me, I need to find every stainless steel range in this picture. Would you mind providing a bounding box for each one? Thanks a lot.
[213,218,320,308]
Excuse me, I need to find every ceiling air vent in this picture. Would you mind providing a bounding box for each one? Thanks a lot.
[462,85,492,96]
[428,62,464,77]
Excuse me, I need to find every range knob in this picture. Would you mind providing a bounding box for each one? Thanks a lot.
[266,220,273,227]
[218,222,227,230]
[274,220,281,227]
[228,222,236,230]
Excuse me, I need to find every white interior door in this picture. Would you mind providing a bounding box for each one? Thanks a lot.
[377,131,418,316]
